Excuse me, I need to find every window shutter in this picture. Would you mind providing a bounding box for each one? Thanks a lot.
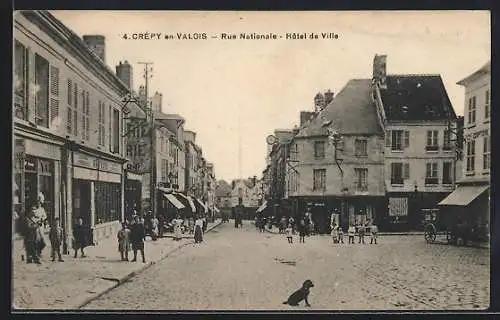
[403,163,410,179]
[27,48,36,123]
[85,91,90,140]
[385,130,391,147]
[404,131,410,148]
[109,105,112,151]
[49,66,60,129]
[67,79,72,106]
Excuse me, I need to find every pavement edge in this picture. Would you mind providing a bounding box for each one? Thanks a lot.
[75,220,223,309]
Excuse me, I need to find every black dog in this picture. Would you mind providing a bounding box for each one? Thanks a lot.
[283,280,314,307]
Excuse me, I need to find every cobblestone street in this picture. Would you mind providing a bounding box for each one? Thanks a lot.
[84,221,490,311]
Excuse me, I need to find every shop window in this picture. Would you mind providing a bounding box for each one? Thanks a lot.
[94,182,121,224]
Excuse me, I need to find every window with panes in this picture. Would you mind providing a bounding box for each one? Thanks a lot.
[81,90,90,140]
[425,163,438,185]
[426,130,439,151]
[483,136,490,171]
[354,168,368,191]
[443,129,452,150]
[390,163,409,185]
[466,140,475,173]
[468,96,476,124]
[98,101,106,146]
[485,90,490,120]
[390,130,409,151]
[14,41,28,120]
[443,162,453,184]
[313,169,326,191]
[314,141,325,159]
[355,139,368,157]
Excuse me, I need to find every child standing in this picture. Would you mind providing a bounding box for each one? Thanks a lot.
[49,217,64,262]
[331,224,339,244]
[117,222,131,261]
[298,219,306,243]
[286,224,293,243]
[370,222,378,244]
[358,223,365,244]
[338,225,344,244]
[348,224,356,244]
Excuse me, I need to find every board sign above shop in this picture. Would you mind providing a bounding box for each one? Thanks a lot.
[73,152,122,174]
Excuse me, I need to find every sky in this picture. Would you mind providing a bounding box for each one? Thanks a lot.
[50,10,490,182]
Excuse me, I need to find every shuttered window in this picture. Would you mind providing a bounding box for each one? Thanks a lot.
[66,79,72,134]
[34,54,50,128]
[14,40,28,120]
[73,83,78,136]
[49,65,60,129]
[98,101,105,146]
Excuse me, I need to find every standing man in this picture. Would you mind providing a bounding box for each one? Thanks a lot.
[73,217,87,258]
[130,216,146,263]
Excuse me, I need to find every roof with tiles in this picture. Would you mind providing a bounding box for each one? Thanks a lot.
[296,79,383,138]
[380,74,456,121]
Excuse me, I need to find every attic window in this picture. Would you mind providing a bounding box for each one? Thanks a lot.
[416,83,422,88]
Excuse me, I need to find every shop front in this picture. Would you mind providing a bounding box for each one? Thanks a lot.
[125,170,143,219]
[72,151,124,244]
[13,137,62,233]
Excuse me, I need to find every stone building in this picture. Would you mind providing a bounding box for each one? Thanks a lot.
[371,54,459,230]
[14,11,130,247]
[438,61,490,241]
[290,81,386,233]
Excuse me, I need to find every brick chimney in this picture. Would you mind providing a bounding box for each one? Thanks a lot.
[314,92,325,112]
[324,89,334,106]
[373,54,387,89]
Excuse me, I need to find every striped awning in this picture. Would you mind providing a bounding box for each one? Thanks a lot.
[195,198,208,212]
[175,193,196,212]
[163,193,185,210]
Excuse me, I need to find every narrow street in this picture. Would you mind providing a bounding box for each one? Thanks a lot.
[84,221,490,310]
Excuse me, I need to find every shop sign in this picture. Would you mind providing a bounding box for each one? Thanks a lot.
[15,139,25,158]
[74,152,122,174]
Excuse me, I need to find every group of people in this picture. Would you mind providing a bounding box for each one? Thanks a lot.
[18,198,91,264]
[117,215,147,263]
[332,222,379,245]
[171,215,207,243]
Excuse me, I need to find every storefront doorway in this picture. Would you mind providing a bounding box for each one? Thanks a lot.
[72,179,92,228]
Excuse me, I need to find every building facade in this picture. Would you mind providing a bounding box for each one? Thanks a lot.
[438,61,490,241]
[290,83,386,233]
[371,54,459,230]
[14,11,130,247]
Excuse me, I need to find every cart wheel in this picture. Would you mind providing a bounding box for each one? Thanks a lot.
[424,228,436,243]
[446,231,453,244]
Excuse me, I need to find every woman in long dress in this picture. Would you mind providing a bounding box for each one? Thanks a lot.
[194,216,204,243]
[173,215,183,241]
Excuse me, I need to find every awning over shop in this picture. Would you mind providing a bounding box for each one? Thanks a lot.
[438,185,489,206]
[163,193,185,210]
[175,193,196,212]
[195,198,208,212]
[256,201,268,213]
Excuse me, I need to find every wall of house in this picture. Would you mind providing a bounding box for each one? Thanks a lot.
[461,73,490,182]
[289,135,385,197]
[385,122,457,194]
[14,14,125,154]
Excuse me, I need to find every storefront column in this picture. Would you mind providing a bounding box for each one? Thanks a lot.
[121,167,125,222]
[53,161,61,220]
[63,150,73,255]
[90,181,96,228]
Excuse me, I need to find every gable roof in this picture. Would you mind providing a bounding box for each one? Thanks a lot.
[457,61,491,86]
[296,79,383,138]
[380,75,456,121]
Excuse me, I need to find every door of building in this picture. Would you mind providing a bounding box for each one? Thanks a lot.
[73,179,92,230]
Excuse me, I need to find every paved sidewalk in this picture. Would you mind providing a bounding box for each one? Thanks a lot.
[12,219,222,310]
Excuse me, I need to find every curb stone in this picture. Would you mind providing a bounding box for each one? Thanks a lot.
[76,220,222,309]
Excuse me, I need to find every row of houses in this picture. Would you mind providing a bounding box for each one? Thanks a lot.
[13,11,217,250]
[214,177,263,219]
[261,54,490,234]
